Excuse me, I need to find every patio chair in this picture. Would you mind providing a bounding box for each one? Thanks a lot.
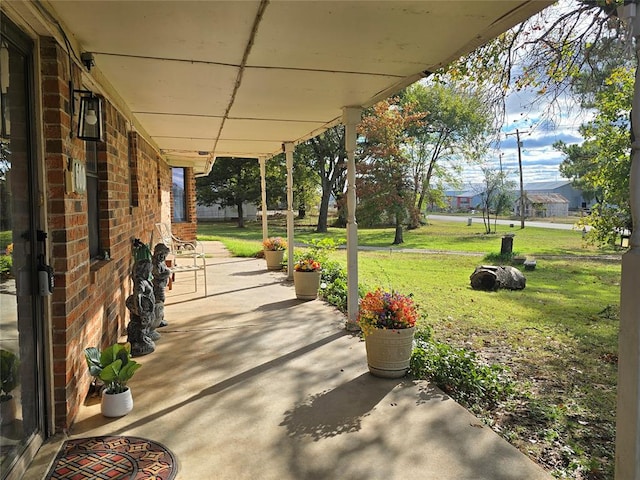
[154,223,208,296]
[155,222,200,255]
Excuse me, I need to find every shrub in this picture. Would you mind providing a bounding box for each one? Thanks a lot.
[319,261,348,311]
[410,327,515,410]
[0,255,12,278]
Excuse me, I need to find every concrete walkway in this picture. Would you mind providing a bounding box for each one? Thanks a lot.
[25,241,552,480]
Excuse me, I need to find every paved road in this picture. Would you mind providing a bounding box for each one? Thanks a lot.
[428,214,586,231]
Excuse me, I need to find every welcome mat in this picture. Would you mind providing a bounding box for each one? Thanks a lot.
[45,435,178,480]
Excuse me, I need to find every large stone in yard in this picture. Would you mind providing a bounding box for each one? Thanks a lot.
[470,265,526,291]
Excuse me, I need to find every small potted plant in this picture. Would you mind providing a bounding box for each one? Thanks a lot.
[293,255,322,300]
[263,237,287,270]
[85,342,142,417]
[0,349,19,425]
[357,289,419,378]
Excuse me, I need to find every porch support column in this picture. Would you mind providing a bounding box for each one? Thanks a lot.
[284,142,295,280]
[343,106,362,330]
[616,4,640,479]
[259,156,268,243]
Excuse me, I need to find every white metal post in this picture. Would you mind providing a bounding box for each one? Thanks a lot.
[284,142,295,280]
[259,157,268,244]
[343,107,362,330]
[616,4,640,480]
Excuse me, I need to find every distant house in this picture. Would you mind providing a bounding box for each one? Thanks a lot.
[515,193,569,218]
[444,180,590,216]
[443,190,483,212]
[522,181,592,211]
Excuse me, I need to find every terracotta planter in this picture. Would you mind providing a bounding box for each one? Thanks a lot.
[101,388,134,417]
[293,270,321,300]
[264,250,285,271]
[0,396,17,425]
[364,327,415,378]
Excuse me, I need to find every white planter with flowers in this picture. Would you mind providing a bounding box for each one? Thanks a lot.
[263,237,287,271]
[357,289,419,378]
[293,257,322,300]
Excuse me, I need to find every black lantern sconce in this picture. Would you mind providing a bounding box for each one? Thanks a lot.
[75,92,104,142]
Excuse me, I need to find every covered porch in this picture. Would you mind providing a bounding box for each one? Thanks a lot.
[25,242,551,480]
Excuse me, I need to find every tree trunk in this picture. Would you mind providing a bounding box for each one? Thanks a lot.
[334,193,347,228]
[393,213,404,244]
[470,265,526,291]
[416,189,426,216]
[317,185,331,232]
[236,202,245,228]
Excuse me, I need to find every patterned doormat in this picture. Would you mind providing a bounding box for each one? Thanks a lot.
[45,436,178,480]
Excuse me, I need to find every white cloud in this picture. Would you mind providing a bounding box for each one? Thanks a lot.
[459,86,593,184]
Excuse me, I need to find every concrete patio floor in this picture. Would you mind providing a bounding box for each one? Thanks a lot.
[25,241,552,480]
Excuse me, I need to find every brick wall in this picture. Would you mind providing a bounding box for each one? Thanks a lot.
[171,167,197,241]
[40,38,173,429]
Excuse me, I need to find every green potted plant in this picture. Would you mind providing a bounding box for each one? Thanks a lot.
[293,255,322,300]
[85,342,142,417]
[357,289,419,378]
[0,349,19,425]
[263,237,287,270]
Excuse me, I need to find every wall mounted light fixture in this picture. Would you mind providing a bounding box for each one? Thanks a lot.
[75,91,104,142]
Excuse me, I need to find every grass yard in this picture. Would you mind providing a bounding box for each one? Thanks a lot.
[198,217,618,257]
[356,251,619,479]
[199,219,621,479]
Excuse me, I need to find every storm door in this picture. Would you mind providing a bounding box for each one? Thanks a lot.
[0,14,47,480]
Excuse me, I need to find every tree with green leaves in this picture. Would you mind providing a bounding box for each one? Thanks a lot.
[401,82,492,226]
[554,139,601,205]
[357,98,426,244]
[294,134,342,228]
[196,157,262,228]
[442,1,633,120]
[556,66,634,245]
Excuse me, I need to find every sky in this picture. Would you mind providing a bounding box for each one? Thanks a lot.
[460,0,604,188]
[461,87,592,187]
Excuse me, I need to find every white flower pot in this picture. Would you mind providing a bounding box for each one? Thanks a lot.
[293,270,321,300]
[365,327,416,378]
[101,388,134,417]
[264,250,285,270]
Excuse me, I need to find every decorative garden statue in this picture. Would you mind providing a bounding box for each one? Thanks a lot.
[152,243,171,330]
[126,258,156,356]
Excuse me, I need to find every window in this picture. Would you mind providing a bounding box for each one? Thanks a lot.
[86,142,101,258]
[172,167,186,222]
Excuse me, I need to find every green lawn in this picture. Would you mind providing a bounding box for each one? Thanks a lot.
[200,219,621,479]
[198,218,617,257]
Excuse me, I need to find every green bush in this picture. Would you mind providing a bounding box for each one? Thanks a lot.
[410,327,515,410]
[320,261,348,311]
[0,255,12,278]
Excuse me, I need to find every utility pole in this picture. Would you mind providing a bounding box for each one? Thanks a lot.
[506,129,527,229]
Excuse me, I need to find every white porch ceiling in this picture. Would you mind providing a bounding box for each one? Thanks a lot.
[39,0,552,175]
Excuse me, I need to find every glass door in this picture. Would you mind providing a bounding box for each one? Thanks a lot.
[0,14,46,480]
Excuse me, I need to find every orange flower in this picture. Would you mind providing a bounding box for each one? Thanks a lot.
[263,237,287,251]
[357,288,419,336]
